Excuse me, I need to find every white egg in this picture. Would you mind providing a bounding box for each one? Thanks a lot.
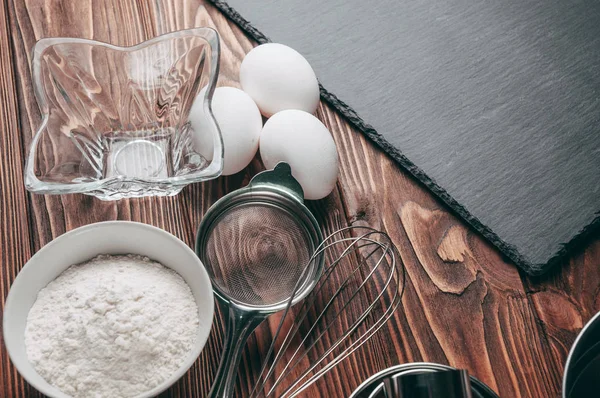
[240,43,320,117]
[189,86,262,176]
[260,110,339,200]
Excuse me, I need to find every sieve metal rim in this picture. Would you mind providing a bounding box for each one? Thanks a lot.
[195,185,324,313]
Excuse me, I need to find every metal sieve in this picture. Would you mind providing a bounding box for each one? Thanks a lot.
[196,162,324,398]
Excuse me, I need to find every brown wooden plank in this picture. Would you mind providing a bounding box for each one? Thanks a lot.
[0,0,36,396]
[2,0,598,397]
[524,240,600,391]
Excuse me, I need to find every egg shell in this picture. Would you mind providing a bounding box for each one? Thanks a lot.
[260,110,339,200]
[189,86,262,176]
[240,43,320,117]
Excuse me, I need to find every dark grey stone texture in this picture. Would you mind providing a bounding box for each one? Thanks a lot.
[211,0,600,274]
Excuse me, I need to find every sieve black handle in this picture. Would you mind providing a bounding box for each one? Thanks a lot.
[208,304,266,398]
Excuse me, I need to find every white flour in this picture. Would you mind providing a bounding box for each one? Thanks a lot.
[25,254,199,398]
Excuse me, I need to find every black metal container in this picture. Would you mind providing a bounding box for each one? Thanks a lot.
[563,311,600,398]
[350,363,499,398]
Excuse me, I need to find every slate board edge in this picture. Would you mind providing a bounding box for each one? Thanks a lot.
[207,0,600,276]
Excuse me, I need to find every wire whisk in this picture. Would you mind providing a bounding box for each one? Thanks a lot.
[249,226,406,398]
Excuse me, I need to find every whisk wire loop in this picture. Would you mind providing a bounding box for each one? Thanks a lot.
[249,226,405,398]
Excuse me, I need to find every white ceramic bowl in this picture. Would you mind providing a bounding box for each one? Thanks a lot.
[3,221,215,398]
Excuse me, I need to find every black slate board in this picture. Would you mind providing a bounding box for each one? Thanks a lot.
[209,0,600,275]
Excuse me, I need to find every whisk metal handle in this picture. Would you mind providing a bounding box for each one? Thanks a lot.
[209,304,266,398]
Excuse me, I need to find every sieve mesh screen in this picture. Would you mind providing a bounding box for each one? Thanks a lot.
[203,202,313,307]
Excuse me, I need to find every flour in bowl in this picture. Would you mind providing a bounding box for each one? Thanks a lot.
[25,254,199,398]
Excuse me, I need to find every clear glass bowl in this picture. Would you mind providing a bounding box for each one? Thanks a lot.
[25,28,223,200]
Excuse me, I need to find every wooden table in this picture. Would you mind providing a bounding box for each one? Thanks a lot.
[1,1,598,397]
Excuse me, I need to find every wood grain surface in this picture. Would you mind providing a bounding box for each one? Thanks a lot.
[0,1,598,397]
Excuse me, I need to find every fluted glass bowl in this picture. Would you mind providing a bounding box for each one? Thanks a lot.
[25,28,223,200]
